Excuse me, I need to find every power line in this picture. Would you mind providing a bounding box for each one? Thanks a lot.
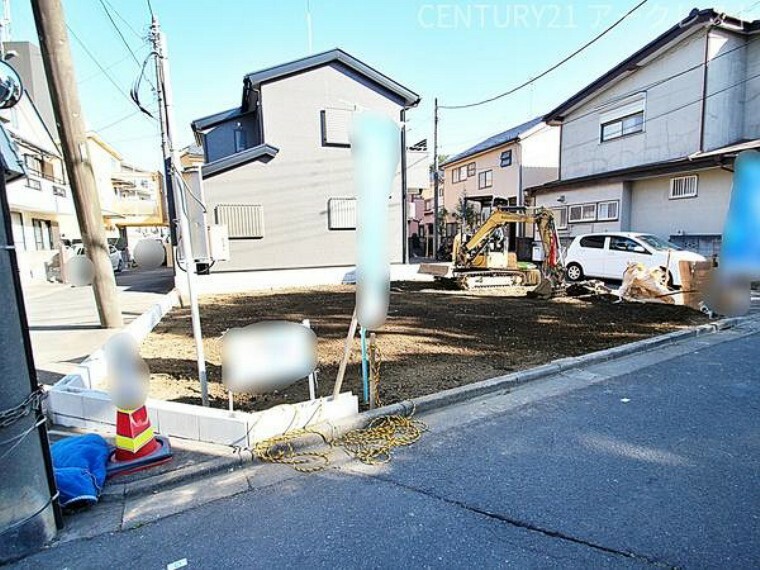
[439,0,651,110]
[439,32,760,158]
[102,0,143,39]
[66,25,137,107]
[560,32,760,129]
[558,69,760,155]
[99,0,141,67]
[93,110,143,132]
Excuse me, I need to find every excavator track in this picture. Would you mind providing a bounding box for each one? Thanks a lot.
[457,270,540,290]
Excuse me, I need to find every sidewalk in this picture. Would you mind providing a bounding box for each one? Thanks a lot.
[23,267,175,384]
[14,316,760,568]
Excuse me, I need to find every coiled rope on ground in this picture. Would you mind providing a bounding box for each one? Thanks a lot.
[250,337,426,471]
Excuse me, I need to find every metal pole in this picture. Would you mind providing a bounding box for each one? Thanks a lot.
[151,17,209,406]
[32,0,123,328]
[0,164,61,562]
[433,97,439,259]
[360,326,369,404]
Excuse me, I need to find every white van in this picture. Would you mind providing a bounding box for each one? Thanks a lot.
[564,233,705,286]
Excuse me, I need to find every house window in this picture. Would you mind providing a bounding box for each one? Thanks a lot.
[446,222,458,237]
[597,200,619,221]
[478,169,493,189]
[467,162,476,177]
[321,108,353,147]
[215,204,264,238]
[601,112,644,142]
[552,207,568,230]
[328,198,357,230]
[500,150,512,167]
[568,203,597,223]
[599,93,646,143]
[452,165,468,183]
[32,218,53,250]
[669,175,698,199]
[24,154,43,176]
[26,178,42,191]
[53,186,67,197]
[233,124,247,153]
[11,212,25,251]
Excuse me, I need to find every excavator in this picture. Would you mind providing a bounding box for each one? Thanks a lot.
[420,206,566,298]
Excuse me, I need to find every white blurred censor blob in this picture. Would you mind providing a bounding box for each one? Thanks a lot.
[133,238,165,270]
[222,321,317,395]
[105,333,150,410]
[352,111,401,331]
[66,255,95,287]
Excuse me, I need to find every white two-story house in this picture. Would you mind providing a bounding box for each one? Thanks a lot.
[2,93,75,281]
[529,8,760,257]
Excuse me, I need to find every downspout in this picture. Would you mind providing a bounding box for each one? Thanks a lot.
[400,107,408,264]
[699,25,712,153]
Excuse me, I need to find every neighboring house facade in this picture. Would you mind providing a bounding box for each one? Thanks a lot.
[86,133,165,249]
[529,9,760,257]
[407,173,441,258]
[190,49,425,273]
[441,118,559,228]
[1,92,75,281]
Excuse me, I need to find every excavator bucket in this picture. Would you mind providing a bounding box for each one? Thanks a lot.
[527,278,554,300]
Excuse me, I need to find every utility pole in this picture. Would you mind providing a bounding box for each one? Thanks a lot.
[0,0,11,60]
[150,16,209,406]
[31,0,122,328]
[432,97,439,259]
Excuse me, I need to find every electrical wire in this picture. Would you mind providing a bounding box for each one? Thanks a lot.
[102,0,144,39]
[99,0,141,67]
[439,27,760,159]
[439,0,651,110]
[66,25,144,110]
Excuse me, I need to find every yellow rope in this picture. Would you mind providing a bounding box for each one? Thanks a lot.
[251,336,426,470]
[250,428,331,473]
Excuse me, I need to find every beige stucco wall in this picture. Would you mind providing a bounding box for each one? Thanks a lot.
[630,167,730,237]
[203,63,405,272]
[442,142,520,214]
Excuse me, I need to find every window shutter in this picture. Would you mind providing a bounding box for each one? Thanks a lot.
[328,198,357,229]
[215,204,264,238]
[322,108,353,146]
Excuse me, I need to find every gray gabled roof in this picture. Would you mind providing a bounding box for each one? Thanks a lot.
[544,9,758,123]
[442,117,543,166]
[243,48,420,107]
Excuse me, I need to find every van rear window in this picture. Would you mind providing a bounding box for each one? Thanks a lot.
[579,236,606,249]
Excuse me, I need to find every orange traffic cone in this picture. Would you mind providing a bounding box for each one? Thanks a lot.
[107,405,172,477]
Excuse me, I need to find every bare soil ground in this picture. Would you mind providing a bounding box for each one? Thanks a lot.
[140,281,708,412]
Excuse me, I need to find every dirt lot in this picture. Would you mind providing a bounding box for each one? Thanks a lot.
[140,282,708,412]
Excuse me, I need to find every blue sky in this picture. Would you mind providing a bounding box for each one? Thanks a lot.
[8,0,760,169]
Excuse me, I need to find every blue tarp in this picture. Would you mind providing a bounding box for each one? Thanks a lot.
[51,434,110,509]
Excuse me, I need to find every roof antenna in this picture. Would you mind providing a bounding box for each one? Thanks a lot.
[306,0,313,54]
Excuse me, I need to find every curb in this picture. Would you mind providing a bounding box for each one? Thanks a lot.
[99,312,760,498]
[101,453,244,502]
[280,312,760,452]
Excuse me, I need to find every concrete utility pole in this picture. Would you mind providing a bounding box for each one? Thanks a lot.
[150,16,209,406]
[31,0,123,328]
[432,97,439,258]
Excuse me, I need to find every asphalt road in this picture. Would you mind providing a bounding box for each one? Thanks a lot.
[12,328,760,569]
